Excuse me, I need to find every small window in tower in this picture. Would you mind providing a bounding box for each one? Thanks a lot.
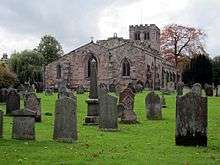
[135,32,141,40]
[56,64,62,79]
[144,32,150,40]
[122,58,130,77]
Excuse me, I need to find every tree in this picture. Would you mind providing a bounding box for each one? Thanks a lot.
[9,50,44,84]
[0,63,17,88]
[37,35,63,65]
[160,24,206,82]
[182,54,213,86]
[213,56,220,86]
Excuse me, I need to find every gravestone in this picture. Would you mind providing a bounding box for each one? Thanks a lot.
[109,83,116,92]
[76,85,85,94]
[161,95,166,108]
[191,83,202,96]
[6,88,20,115]
[176,92,207,146]
[117,104,124,118]
[176,82,184,96]
[205,84,213,96]
[0,110,3,138]
[11,110,36,140]
[53,96,77,143]
[217,85,220,97]
[0,88,8,103]
[145,92,162,120]
[118,88,137,124]
[99,83,108,92]
[84,59,99,125]
[45,88,53,96]
[24,92,41,122]
[99,89,118,131]
[58,86,74,99]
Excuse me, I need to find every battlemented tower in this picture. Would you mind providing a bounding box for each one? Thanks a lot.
[129,24,160,51]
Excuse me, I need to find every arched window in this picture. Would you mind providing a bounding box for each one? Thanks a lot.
[144,32,150,40]
[56,64,61,79]
[135,32,140,40]
[122,58,130,77]
[87,56,97,78]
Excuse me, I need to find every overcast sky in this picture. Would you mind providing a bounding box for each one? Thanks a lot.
[0,0,219,58]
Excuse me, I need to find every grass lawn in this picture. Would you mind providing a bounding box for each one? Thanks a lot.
[0,91,219,165]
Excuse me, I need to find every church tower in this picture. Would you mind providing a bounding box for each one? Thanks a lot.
[129,24,160,51]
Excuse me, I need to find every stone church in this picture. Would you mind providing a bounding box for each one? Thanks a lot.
[45,24,178,90]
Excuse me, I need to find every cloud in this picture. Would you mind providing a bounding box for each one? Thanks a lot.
[0,0,219,58]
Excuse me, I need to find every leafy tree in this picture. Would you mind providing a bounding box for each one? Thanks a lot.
[9,50,44,84]
[37,35,63,65]
[182,54,213,86]
[161,24,206,67]
[213,56,220,86]
[0,63,17,88]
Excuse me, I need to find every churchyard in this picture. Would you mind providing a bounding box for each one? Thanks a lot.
[0,90,219,164]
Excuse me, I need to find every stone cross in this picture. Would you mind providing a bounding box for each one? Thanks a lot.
[191,83,202,96]
[53,96,77,143]
[145,92,162,120]
[118,88,137,124]
[176,92,207,146]
[11,110,36,140]
[99,89,118,131]
[84,59,99,125]
[24,92,41,122]
[6,88,20,115]
[0,110,3,138]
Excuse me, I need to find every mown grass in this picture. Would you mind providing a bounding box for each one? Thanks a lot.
[0,91,219,165]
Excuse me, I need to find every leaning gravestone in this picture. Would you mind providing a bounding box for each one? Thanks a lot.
[176,92,207,146]
[118,88,137,124]
[11,109,36,140]
[24,92,41,122]
[191,83,202,96]
[6,88,20,115]
[205,84,213,96]
[145,92,162,120]
[99,89,118,131]
[53,96,77,143]
[0,110,3,138]
[176,82,184,96]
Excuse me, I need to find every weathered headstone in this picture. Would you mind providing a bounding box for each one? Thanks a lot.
[176,82,184,96]
[117,104,124,118]
[6,88,20,115]
[84,59,99,125]
[0,88,8,103]
[53,96,77,143]
[217,85,220,97]
[76,85,85,94]
[45,88,53,96]
[176,92,207,146]
[191,83,202,96]
[205,84,213,96]
[109,83,116,93]
[99,89,118,131]
[0,110,3,138]
[145,92,162,120]
[24,92,41,122]
[161,95,166,108]
[11,110,36,140]
[58,86,74,99]
[99,83,108,92]
[118,88,137,124]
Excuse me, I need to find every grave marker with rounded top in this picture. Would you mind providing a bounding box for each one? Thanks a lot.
[6,88,20,115]
[145,92,162,120]
[191,83,202,96]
